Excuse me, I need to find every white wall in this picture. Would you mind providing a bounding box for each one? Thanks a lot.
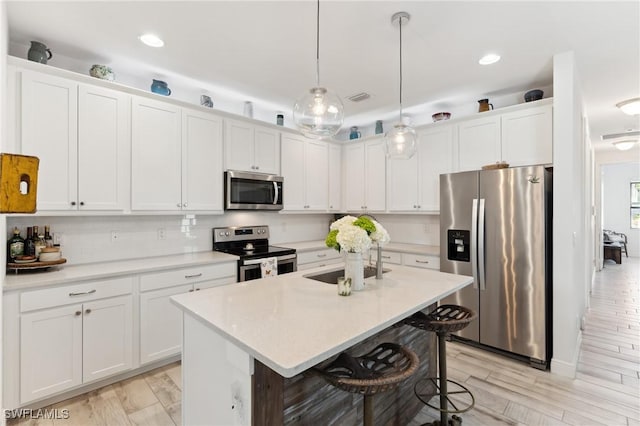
[1,0,8,421]
[551,51,590,378]
[601,162,640,256]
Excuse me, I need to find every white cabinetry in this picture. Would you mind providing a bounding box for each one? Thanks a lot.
[457,115,501,172]
[20,70,130,211]
[344,138,386,213]
[387,125,454,212]
[328,144,342,211]
[281,134,328,211]
[19,278,133,404]
[131,98,224,212]
[403,253,440,270]
[297,248,342,271]
[456,101,553,172]
[224,119,280,174]
[501,104,552,167]
[139,263,236,365]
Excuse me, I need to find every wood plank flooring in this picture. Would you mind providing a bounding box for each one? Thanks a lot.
[8,258,639,425]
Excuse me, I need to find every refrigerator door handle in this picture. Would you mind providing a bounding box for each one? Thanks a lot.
[478,198,486,291]
[471,198,479,290]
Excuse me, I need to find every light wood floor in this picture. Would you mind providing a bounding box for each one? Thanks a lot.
[8,258,639,426]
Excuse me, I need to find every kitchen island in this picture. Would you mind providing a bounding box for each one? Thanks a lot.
[171,263,472,425]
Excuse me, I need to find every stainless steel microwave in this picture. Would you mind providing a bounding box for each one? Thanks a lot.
[224,170,283,210]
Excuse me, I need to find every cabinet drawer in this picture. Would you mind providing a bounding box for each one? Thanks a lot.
[140,262,236,292]
[21,277,133,313]
[297,257,342,271]
[379,251,403,265]
[297,248,341,265]
[403,253,440,270]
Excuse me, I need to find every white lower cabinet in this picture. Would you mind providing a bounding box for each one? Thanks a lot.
[139,263,236,365]
[19,281,133,404]
[403,253,440,270]
[297,248,342,271]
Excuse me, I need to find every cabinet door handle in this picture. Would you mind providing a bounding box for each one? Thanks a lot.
[85,309,92,314]
[317,254,327,258]
[255,166,260,170]
[69,289,96,297]
[195,288,200,291]
[80,201,85,206]
[177,203,182,207]
[185,273,203,279]
[382,255,391,259]
[70,201,76,206]
[415,259,429,264]
[188,289,194,292]
[183,203,187,208]
[75,311,82,316]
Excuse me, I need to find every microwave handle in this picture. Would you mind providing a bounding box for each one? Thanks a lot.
[273,181,279,205]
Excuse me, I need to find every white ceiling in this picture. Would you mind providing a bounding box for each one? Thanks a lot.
[6,1,640,147]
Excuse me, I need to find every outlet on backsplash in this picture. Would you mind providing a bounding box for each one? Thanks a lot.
[157,228,166,240]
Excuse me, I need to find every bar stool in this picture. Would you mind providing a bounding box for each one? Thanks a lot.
[404,305,477,426]
[315,342,419,426]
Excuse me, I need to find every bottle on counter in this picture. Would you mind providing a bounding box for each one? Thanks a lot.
[8,228,25,261]
[25,227,36,257]
[44,225,54,248]
[34,233,47,259]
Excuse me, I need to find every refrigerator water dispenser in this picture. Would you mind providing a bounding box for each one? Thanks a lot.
[447,229,470,262]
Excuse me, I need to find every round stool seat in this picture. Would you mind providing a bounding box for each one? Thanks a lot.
[404,305,476,334]
[316,342,419,395]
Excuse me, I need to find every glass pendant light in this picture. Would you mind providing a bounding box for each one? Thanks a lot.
[384,12,417,159]
[293,0,344,138]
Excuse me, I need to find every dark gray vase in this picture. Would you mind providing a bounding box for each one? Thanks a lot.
[28,41,52,64]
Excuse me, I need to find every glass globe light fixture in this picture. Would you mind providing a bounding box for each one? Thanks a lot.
[385,12,417,159]
[293,0,344,138]
[293,87,344,138]
[384,123,417,159]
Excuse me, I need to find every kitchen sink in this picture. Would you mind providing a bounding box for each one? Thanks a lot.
[304,266,390,284]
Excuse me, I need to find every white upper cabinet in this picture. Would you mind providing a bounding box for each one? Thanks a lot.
[181,108,224,211]
[281,134,328,211]
[456,100,553,172]
[225,119,280,174]
[501,103,552,166]
[78,84,131,211]
[457,115,501,172]
[131,96,182,211]
[328,144,342,212]
[132,98,224,212]
[344,138,386,213]
[20,70,131,212]
[387,125,454,212]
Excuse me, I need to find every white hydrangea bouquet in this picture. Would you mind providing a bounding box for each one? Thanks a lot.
[325,215,390,253]
[325,215,390,291]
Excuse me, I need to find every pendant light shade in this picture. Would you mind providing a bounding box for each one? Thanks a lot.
[293,0,344,138]
[385,12,417,159]
[293,87,344,138]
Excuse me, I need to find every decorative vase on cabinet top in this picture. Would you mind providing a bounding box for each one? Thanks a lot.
[27,41,53,64]
[151,79,171,96]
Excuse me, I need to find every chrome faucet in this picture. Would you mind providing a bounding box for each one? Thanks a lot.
[376,243,383,279]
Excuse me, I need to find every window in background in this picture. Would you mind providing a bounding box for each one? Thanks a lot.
[631,181,640,229]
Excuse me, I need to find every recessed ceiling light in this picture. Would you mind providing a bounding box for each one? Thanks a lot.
[479,53,501,65]
[616,97,640,115]
[139,34,164,48]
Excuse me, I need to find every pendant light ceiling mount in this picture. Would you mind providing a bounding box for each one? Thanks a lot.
[384,11,417,160]
[293,0,344,139]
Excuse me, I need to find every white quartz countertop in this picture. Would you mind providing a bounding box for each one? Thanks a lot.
[3,252,238,291]
[171,263,471,378]
[282,240,439,256]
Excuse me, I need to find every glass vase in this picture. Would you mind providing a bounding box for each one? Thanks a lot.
[344,251,365,291]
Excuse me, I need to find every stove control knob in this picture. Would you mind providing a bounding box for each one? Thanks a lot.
[219,232,224,236]
[225,231,230,236]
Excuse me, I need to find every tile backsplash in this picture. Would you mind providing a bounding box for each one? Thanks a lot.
[7,213,440,265]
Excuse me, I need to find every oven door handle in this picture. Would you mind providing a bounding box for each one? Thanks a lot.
[242,253,296,266]
[273,181,279,205]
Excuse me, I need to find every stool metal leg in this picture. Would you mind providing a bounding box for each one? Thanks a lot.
[363,394,374,426]
[438,332,448,426]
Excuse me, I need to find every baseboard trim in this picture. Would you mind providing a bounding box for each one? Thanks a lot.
[550,330,582,378]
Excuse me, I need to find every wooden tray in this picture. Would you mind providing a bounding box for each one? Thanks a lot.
[7,258,66,271]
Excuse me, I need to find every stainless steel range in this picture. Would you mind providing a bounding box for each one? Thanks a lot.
[213,225,297,282]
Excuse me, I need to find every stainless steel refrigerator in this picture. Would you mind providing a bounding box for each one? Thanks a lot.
[440,165,552,368]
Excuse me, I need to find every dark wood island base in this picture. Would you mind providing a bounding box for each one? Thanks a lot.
[253,318,436,425]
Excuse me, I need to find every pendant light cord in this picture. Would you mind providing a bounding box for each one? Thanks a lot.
[316,0,320,87]
[398,15,403,120]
